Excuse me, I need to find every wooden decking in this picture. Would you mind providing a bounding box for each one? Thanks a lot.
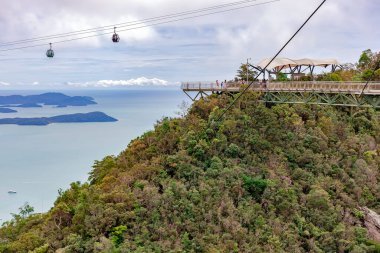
[181,81,380,95]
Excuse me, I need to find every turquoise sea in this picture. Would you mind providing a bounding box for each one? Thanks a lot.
[0,88,187,222]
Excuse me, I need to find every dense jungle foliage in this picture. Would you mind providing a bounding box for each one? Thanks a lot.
[0,90,379,253]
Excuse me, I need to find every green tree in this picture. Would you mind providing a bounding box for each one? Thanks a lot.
[358,49,373,70]
[357,49,380,72]
[242,176,269,201]
[317,72,343,81]
[362,69,375,81]
[374,69,380,81]
[18,202,34,218]
[236,63,257,82]
[110,225,127,247]
[276,72,289,81]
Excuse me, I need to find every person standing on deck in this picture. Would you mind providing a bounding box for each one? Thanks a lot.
[216,80,219,87]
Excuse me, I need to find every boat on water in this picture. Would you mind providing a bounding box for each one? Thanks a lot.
[8,190,17,194]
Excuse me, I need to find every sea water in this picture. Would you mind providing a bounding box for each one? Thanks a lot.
[0,88,188,222]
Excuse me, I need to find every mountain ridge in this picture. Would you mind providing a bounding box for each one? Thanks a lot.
[0,92,379,252]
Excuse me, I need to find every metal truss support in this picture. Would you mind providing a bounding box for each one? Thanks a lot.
[182,90,212,101]
[263,92,380,108]
[183,90,195,101]
[183,88,380,109]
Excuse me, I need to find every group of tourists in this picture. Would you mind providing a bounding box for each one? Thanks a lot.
[213,78,269,90]
[215,79,228,88]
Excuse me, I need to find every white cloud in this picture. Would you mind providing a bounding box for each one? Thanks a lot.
[0,0,378,85]
[0,1,159,48]
[0,81,10,86]
[66,77,175,87]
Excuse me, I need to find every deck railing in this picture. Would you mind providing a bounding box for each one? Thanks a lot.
[180,81,245,90]
[181,81,380,94]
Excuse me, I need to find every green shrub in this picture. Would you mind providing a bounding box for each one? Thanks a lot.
[277,72,289,81]
[225,143,240,158]
[318,73,343,81]
[374,69,380,80]
[362,69,375,81]
[110,225,127,247]
[242,176,268,201]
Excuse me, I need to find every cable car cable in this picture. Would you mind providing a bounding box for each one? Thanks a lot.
[0,0,279,53]
[0,0,262,47]
[214,0,327,123]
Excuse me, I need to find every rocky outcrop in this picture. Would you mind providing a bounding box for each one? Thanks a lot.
[361,207,380,243]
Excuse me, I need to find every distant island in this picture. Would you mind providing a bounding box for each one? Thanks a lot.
[0,108,17,113]
[0,112,118,126]
[0,93,116,125]
[0,92,97,108]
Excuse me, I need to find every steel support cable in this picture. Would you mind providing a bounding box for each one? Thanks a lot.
[214,0,327,123]
[359,73,376,98]
[0,0,279,53]
[0,0,261,47]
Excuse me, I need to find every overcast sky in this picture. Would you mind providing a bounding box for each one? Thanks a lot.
[0,0,378,89]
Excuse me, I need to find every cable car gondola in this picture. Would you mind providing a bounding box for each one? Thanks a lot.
[46,43,54,58]
[112,27,120,43]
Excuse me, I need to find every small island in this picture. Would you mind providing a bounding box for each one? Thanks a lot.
[0,92,97,108]
[0,93,116,125]
[0,112,118,126]
[0,108,17,113]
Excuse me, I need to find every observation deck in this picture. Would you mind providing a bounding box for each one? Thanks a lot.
[181,81,380,108]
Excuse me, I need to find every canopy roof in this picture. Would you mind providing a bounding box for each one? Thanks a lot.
[257,58,339,70]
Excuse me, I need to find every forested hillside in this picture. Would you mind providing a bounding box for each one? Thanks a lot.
[1,92,380,252]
